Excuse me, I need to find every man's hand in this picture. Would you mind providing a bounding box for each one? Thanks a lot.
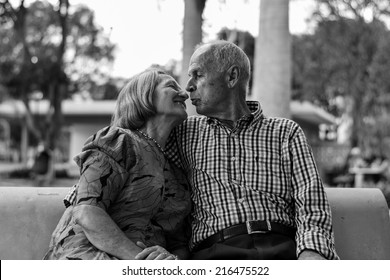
[298,249,326,260]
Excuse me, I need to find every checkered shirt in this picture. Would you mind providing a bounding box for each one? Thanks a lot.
[165,101,339,259]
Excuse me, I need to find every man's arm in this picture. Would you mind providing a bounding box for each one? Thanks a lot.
[290,125,339,260]
[298,249,326,260]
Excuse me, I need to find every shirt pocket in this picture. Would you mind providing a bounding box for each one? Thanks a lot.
[249,146,291,196]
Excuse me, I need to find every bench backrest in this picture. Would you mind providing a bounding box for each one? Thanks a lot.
[0,186,389,259]
[326,188,390,259]
[0,187,68,260]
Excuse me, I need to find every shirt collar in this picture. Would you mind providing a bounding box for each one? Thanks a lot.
[206,101,263,127]
[247,101,263,126]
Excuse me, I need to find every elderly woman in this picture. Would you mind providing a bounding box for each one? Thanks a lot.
[44,68,191,260]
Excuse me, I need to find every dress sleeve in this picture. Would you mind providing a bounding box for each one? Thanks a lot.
[75,150,129,211]
[290,125,339,260]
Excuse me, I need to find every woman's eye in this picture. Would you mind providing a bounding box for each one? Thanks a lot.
[167,85,179,91]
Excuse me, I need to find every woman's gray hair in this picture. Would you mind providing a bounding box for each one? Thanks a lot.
[200,40,251,89]
[111,68,166,129]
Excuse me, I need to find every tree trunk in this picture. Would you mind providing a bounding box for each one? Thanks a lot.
[181,0,206,116]
[40,0,69,186]
[252,0,291,118]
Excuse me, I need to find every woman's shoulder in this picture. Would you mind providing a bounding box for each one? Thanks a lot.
[77,126,139,170]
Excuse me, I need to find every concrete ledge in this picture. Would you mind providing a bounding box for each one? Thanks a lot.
[326,188,390,259]
[0,187,390,259]
[0,187,69,260]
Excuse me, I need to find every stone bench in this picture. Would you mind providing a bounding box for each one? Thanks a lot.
[0,187,389,259]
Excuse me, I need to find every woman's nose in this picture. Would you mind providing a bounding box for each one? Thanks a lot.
[179,90,189,100]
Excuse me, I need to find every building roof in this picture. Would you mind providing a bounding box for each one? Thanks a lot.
[291,100,336,125]
[0,99,116,118]
[0,99,336,125]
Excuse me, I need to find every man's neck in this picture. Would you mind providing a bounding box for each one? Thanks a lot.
[210,100,251,125]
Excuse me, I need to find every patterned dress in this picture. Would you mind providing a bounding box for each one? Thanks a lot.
[44,126,191,260]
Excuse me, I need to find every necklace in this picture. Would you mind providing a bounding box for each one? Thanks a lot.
[136,129,165,154]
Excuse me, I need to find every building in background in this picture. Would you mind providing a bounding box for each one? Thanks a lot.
[0,98,336,177]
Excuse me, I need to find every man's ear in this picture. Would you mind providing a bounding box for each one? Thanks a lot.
[226,65,239,88]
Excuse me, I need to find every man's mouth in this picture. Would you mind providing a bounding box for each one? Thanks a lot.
[191,99,199,106]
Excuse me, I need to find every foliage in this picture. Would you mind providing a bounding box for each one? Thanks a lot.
[292,0,390,154]
[312,0,390,23]
[292,19,386,113]
[0,0,115,150]
[65,3,116,97]
[0,1,115,99]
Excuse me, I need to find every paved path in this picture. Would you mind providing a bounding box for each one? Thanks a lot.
[0,161,77,187]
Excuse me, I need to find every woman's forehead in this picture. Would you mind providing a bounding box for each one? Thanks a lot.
[159,74,179,86]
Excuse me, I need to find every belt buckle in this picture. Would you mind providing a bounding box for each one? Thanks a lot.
[246,220,271,234]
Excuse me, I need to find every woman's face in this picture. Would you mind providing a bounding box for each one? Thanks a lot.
[153,74,188,123]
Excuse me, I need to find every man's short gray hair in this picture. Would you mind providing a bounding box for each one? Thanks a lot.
[200,40,251,88]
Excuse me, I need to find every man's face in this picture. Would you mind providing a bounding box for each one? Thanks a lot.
[186,46,227,116]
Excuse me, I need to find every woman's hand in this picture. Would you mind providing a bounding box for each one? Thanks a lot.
[135,241,178,260]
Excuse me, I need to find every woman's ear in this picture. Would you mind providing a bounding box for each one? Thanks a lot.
[226,65,239,88]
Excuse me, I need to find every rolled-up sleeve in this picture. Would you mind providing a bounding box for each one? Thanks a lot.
[290,126,339,260]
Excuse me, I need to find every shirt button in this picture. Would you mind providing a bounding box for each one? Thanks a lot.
[231,157,236,161]
[231,179,240,185]
[237,197,245,204]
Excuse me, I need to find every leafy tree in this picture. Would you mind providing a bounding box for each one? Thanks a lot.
[292,0,390,152]
[0,0,115,183]
[363,29,390,156]
[312,0,390,23]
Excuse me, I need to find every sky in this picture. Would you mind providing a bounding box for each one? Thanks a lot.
[68,0,316,78]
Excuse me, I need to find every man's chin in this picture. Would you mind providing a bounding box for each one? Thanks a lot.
[195,105,204,114]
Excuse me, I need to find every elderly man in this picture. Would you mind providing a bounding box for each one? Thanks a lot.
[166,40,338,260]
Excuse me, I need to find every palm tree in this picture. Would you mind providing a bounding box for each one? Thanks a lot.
[252,0,291,118]
[181,0,291,117]
[181,0,206,116]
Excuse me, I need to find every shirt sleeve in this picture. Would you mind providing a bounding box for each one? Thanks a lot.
[75,150,129,211]
[290,125,339,260]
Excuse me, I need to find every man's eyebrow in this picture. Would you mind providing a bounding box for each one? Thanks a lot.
[188,67,199,75]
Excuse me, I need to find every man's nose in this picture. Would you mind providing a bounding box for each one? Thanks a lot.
[185,80,196,93]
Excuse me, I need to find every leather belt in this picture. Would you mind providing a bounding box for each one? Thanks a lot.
[193,220,296,252]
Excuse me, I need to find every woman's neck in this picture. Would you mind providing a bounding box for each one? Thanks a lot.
[138,117,177,150]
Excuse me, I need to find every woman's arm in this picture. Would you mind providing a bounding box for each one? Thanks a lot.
[73,204,177,260]
[73,204,143,259]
